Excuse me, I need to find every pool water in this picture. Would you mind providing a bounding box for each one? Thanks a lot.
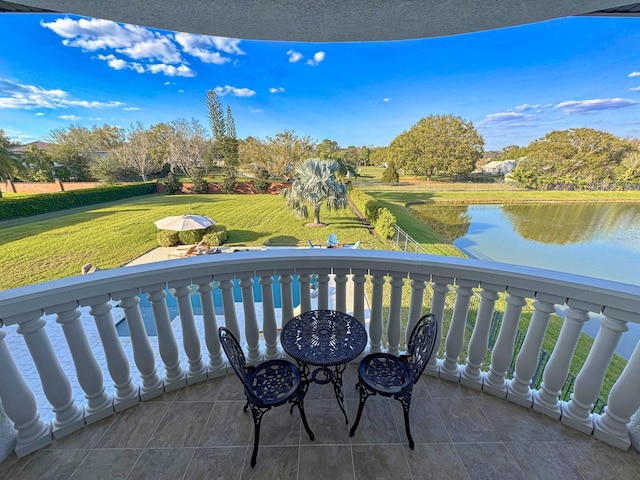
[116,275,301,336]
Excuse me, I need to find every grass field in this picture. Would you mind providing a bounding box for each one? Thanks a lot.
[0,193,390,290]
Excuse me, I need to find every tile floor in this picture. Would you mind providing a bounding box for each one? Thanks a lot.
[2,370,640,480]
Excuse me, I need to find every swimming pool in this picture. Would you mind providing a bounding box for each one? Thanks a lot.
[116,275,301,336]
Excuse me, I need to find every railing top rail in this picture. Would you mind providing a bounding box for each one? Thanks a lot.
[1,250,639,324]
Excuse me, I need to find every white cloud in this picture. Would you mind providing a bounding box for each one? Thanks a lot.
[123,107,141,111]
[383,97,391,102]
[477,111,537,128]
[147,63,195,77]
[555,98,639,114]
[482,112,526,123]
[287,49,303,63]
[269,87,285,93]
[59,114,81,121]
[0,78,127,110]
[164,81,172,86]
[249,107,264,114]
[214,85,256,97]
[174,33,244,64]
[514,103,540,112]
[42,17,182,63]
[630,86,640,92]
[35,112,44,116]
[307,51,325,66]
[629,72,640,78]
[178,89,185,93]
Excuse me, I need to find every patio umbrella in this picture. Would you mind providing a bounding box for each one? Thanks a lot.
[153,214,215,231]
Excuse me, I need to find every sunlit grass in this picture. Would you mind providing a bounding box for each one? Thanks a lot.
[0,193,389,290]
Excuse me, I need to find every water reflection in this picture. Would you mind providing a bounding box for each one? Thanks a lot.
[410,204,471,242]
[501,203,640,245]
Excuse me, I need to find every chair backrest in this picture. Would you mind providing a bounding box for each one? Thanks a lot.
[403,313,438,384]
[327,233,339,247]
[351,240,361,249]
[218,327,250,387]
[308,240,315,248]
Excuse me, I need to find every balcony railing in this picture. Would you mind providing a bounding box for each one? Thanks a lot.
[0,249,639,458]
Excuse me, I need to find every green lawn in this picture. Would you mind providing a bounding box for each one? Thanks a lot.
[0,193,390,290]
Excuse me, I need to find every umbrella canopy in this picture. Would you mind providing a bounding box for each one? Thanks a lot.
[153,214,215,231]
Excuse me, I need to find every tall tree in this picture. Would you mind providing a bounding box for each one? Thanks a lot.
[390,114,484,180]
[281,158,348,226]
[225,105,239,166]
[264,130,316,180]
[206,90,227,165]
[120,122,163,181]
[0,144,21,181]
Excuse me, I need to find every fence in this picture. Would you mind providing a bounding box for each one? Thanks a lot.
[392,225,428,254]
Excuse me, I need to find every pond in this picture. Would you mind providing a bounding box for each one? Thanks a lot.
[411,202,640,358]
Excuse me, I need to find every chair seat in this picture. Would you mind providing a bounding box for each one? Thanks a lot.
[358,353,412,395]
[247,359,302,407]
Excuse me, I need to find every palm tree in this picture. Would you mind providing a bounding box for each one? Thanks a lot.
[281,158,348,226]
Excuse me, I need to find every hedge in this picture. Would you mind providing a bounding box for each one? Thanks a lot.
[0,183,157,220]
[349,187,397,239]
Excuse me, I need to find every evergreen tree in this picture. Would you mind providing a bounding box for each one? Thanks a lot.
[382,159,400,184]
[225,105,239,166]
[206,90,226,164]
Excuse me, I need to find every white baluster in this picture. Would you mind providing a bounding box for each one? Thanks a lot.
[144,287,184,390]
[83,297,138,410]
[405,273,428,347]
[594,310,640,450]
[16,312,84,437]
[258,271,279,360]
[113,292,163,400]
[51,303,112,423]
[278,270,294,327]
[507,295,559,407]
[440,281,475,381]
[426,278,450,375]
[334,268,349,313]
[194,278,225,375]
[387,274,405,356]
[170,284,206,383]
[461,286,501,389]
[533,302,590,419]
[483,289,528,397]
[0,329,51,457]
[563,308,628,433]
[297,271,313,314]
[218,275,240,340]
[351,269,367,326]
[316,271,330,310]
[369,271,386,353]
[239,275,261,363]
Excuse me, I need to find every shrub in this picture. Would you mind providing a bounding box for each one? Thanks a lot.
[189,167,208,194]
[374,207,397,239]
[382,160,400,184]
[0,183,157,220]
[253,169,270,194]
[178,229,205,245]
[157,230,180,247]
[349,188,382,222]
[164,172,183,194]
[203,224,228,246]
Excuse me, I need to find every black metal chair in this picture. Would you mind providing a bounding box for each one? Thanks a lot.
[218,327,315,467]
[349,313,438,449]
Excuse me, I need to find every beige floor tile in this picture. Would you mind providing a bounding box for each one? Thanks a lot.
[432,397,500,443]
[184,447,246,480]
[68,448,142,480]
[95,403,170,449]
[455,442,527,480]
[299,445,355,480]
[353,444,411,480]
[405,443,470,480]
[126,447,194,480]
[147,401,214,447]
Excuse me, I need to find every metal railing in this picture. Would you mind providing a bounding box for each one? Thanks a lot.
[392,225,428,254]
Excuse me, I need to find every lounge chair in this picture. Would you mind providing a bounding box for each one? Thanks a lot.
[348,240,361,249]
[168,239,208,259]
[308,240,321,248]
[326,233,339,248]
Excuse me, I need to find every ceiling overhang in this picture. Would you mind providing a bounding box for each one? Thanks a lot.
[1,1,639,41]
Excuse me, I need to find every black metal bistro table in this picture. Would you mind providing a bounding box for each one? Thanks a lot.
[280,309,368,424]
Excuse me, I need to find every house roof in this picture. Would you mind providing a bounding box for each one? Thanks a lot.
[8,141,52,153]
[1,1,639,42]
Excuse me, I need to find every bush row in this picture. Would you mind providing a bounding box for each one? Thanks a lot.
[157,224,228,247]
[0,183,157,220]
[348,188,397,239]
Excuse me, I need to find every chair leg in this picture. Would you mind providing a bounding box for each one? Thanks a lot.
[349,383,371,437]
[249,405,268,468]
[296,399,315,441]
[398,393,414,450]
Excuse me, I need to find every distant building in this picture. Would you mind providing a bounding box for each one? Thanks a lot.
[481,160,517,175]
[8,141,53,154]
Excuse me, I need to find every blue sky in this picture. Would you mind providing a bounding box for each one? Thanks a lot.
[2,13,640,150]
